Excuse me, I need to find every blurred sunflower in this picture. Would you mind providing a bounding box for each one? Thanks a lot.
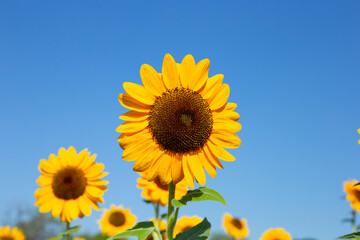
[146,219,167,240]
[223,213,249,239]
[34,147,108,222]
[344,180,360,211]
[73,238,85,240]
[137,172,188,206]
[117,54,241,188]
[0,226,25,240]
[98,205,137,236]
[260,228,292,240]
[173,216,202,238]
[358,128,360,144]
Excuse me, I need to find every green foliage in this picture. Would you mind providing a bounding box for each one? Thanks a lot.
[106,221,155,240]
[337,232,360,239]
[51,225,81,240]
[171,187,227,208]
[174,218,211,240]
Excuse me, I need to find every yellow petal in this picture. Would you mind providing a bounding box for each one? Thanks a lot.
[210,130,241,149]
[86,186,104,198]
[133,143,158,172]
[213,110,240,121]
[34,185,53,198]
[147,152,165,181]
[213,119,242,132]
[85,163,105,177]
[117,129,152,149]
[78,196,91,216]
[116,120,148,133]
[67,199,80,220]
[171,155,184,184]
[225,103,237,111]
[199,74,223,99]
[119,110,149,121]
[51,199,64,218]
[157,154,172,185]
[198,150,217,178]
[123,82,155,105]
[182,155,194,189]
[39,159,57,174]
[187,154,206,186]
[122,139,153,161]
[208,84,230,110]
[162,54,180,90]
[118,93,150,112]
[208,140,236,162]
[203,143,224,169]
[36,175,52,186]
[189,58,210,91]
[39,197,56,213]
[179,54,195,88]
[140,64,165,96]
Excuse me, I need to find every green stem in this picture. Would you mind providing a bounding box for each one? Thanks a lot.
[155,202,160,228]
[166,181,176,240]
[66,221,70,240]
[352,210,356,233]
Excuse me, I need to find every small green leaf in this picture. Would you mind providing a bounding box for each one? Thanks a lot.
[171,187,227,207]
[106,221,155,240]
[337,232,360,239]
[174,218,211,240]
[56,225,81,239]
[354,182,360,186]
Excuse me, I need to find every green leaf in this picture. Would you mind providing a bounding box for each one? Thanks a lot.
[337,232,360,239]
[354,182,360,186]
[174,218,211,240]
[171,187,227,207]
[55,225,81,239]
[106,221,155,240]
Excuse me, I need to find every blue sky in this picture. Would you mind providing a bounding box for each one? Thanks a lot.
[1,1,360,239]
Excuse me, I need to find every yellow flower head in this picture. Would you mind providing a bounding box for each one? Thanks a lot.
[98,205,137,237]
[0,226,25,240]
[260,228,292,240]
[34,146,108,222]
[137,172,188,206]
[73,238,85,240]
[173,216,202,238]
[223,213,249,239]
[145,219,167,240]
[344,180,360,211]
[117,54,241,188]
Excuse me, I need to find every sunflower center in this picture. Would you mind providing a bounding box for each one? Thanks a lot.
[154,178,169,191]
[231,219,243,229]
[52,167,87,200]
[109,211,126,227]
[149,87,213,153]
[354,190,360,201]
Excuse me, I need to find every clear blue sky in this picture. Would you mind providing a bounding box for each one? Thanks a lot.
[1,1,360,239]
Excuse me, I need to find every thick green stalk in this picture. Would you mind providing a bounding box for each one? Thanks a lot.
[66,221,70,240]
[352,210,356,233]
[166,181,176,240]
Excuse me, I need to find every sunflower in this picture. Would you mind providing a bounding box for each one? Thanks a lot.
[173,216,202,237]
[137,172,188,206]
[117,54,241,188]
[260,228,292,240]
[146,219,167,240]
[223,213,249,239]
[34,146,108,222]
[344,180,360,211]
[98,205,137,236]
[0,226,25,240]
[73,238,85,240]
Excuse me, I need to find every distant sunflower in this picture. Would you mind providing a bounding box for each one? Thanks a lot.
[260,228,292,240]
[0,226,25,240]
[358,128,360,144]
[344,180,360,211]
[146,219,167,240]
[223,213,249,239]
[34,147,108,222]
[73,238,85,240]
[117,54,241,188]
[98,205,137,236]
[173,216,202,238]
[137,172,188,206]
